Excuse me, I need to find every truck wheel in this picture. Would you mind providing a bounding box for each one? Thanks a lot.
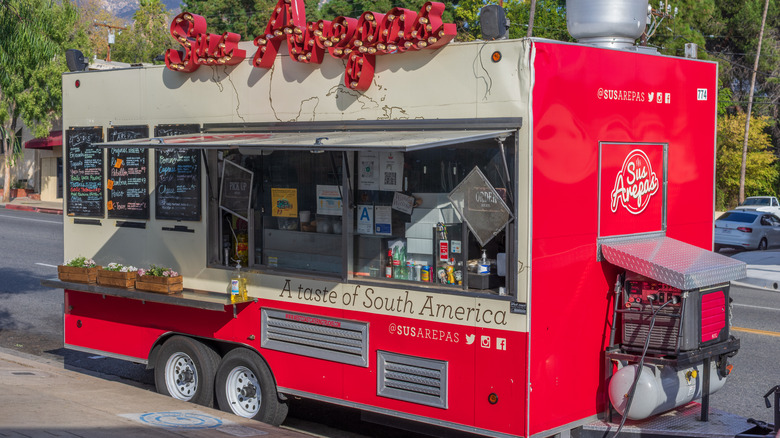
[154,336,220,407]
[215,348,288,426]
[759,238,768,250]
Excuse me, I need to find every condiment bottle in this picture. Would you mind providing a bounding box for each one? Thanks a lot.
[230,263,248,303]
[385,249,393,278]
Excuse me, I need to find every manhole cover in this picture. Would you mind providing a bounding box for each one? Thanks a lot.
[124,411,223,430]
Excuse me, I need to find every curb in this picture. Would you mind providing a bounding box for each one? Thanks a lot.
[1,203,63,215]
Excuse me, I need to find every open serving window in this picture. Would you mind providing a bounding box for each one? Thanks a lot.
[99,122,519,297]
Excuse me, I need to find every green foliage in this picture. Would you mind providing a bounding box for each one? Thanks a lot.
[0,0,79,200]
[455,0,569,41]
[64,256,97,268]
[112,0,176,64]
[716,113,778,210]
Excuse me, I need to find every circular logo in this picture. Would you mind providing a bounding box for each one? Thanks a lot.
[610,149,659,215]
[139,412,223,430]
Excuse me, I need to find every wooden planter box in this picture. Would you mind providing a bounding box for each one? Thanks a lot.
[97,270,136,288]
[135,275,183,294]
[58,265,101,284]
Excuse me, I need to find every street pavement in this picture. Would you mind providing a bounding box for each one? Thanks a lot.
[0,347,309,438]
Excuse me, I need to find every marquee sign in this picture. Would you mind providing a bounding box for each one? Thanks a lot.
[165,0,456,91]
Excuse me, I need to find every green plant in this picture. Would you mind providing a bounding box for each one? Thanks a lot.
[64,256,97,268]
[138,264,179,277]
[104,262,137,272]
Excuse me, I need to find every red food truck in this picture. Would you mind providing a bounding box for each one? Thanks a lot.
[48,0,763,436]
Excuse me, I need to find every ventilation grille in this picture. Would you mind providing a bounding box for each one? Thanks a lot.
[261,308,368,367]
[377,351,447,409]
[622,313,680,353]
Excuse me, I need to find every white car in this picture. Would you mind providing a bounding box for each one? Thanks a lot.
[715,210,780,251]
[735,196,780,215]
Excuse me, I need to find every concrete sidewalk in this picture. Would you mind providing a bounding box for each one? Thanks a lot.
[0,196,63,215]
[0,348,309,438]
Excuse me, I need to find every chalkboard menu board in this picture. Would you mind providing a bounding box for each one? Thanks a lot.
[66,127,104,217]
[220,160,253,221]
[154,124,201,221]
[107,126,149,219]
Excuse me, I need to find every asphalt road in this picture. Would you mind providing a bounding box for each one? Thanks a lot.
[3,207,780,433]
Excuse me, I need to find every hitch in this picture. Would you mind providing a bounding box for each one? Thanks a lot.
[763,384,780,431]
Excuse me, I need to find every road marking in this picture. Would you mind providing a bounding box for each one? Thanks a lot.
[0,214,61,224]
[732,326,780,338]
[35,263,58,268]
[733,303,780,312]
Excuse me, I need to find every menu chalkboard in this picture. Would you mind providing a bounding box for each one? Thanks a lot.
[220,160,253,221]
[154,124,201,221]
[107,126,149,219]
[66,127,104,217]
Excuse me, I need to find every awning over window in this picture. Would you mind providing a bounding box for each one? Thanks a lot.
[95,129,515,152]
[600,236,747,290]
[25,130,62,150]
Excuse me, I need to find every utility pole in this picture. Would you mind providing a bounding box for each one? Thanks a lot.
[527,0,536,37]
[93,22,127,62]
[739,0,770,204]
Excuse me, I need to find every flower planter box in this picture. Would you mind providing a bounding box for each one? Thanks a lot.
[135,275,183,294]
[97,270,136,288]
[57,265,101,284]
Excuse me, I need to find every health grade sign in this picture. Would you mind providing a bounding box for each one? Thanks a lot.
[599,143,665,237]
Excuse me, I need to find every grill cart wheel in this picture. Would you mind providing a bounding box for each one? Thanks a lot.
[215,348,288,426]
[154,335,220,407]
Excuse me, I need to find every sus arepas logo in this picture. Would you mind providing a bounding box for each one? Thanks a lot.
[610,149,659,214]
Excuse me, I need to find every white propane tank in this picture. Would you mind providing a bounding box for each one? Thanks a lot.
[608,361,728,420]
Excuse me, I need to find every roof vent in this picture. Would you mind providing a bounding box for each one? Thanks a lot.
[566,0,648,49]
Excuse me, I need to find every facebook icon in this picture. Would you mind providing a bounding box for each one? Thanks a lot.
[496,338,506,351]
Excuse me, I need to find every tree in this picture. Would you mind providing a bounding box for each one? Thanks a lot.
[181,0,279,38]
[716,113,778,209]
[112,0,176,64]
[76,0,127,60]
[0,0,79,202]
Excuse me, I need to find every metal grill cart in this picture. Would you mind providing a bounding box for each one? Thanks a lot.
[599,236,746,429]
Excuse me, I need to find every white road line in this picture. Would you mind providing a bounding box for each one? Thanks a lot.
[0,214,61,224]
[733,302,780,312]
[35,263,58,268]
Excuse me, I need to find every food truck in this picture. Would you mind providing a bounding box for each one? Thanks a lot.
[47,0,765,436]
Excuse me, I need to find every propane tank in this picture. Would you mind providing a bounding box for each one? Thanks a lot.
[608,361,728,420]
[566,0,648,49]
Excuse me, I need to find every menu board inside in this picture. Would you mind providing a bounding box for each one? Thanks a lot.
[107,126,149,219]
[154,124,201,221]
[66,127,104,217]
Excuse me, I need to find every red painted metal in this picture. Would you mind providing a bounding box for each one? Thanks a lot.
[701,290,726,343]
[529,41,716,435]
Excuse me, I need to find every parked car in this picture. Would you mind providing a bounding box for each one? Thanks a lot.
[735,196,780,215]
[714,210,780,251]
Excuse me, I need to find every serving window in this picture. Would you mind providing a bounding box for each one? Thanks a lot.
[210,130,516,296]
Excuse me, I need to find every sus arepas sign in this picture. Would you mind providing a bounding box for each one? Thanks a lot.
[599,143,666,237]
[165,0,456,91]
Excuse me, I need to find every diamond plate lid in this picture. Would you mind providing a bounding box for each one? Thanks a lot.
[600,236,747,290]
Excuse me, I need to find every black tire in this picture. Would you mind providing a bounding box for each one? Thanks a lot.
[154,335,220,407]
[759,238,768,250]
[215,348,288,426]
[714,244,722,252]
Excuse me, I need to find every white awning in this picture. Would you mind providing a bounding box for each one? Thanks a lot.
[95,129,515,152]
[600,236,747,290]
